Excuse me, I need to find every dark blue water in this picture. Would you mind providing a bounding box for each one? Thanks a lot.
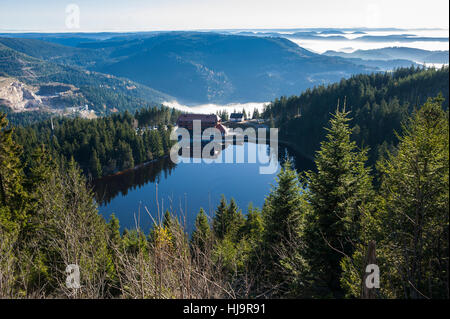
[94,142,314,233]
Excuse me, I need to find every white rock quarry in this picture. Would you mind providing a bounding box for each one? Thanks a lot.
[0,77,42,111]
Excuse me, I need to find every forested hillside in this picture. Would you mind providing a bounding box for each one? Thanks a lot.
[13,106,181,179]
[0,37,106,68]
[93,32,370,103]
[1,95,447,299]
[263,66,449,162]
[0,43,173,114]
[1,33,372,104]
[3,33,444,107]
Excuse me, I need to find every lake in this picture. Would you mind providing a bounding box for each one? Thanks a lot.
[93,141,314,233]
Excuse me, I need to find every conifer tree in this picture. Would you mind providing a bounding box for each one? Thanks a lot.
[243,203,263,243]
[28,144,54,187]
[191,208,212,252]
[0,113,28,230]
[342,96,449,299]
[213,196,244,242]
[107,213,121,248]
[252,108,260,120]
[303,107,373,296]
[89,148,102,178]
[226,198,245,241]
[150,131,164,158]
[260,160,306,293]
[213,195,228,240]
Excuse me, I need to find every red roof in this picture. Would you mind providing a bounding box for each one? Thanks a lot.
[177,113,220,123]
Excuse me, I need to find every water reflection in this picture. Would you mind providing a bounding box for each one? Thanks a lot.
[93,141,315,232]
[93,157,177,206]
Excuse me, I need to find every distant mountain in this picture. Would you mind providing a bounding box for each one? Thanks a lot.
[336,58,418,71]
[0,32,144,47]
[0,32,375,104]
[424,51,450,64]
[1,32,443,105]
[248,31,448,44]
[0,37,103,68]
[285,33,449,43]
[356,34,449,43]
[288,33,347,40]
[319,30,345,35]
[86,32,372,104]
[0,43,172,114]
[323,47,449,64]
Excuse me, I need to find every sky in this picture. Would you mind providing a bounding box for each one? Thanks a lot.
[0,0,448,32]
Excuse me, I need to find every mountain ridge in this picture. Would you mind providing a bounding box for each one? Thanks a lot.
[323,47,449,64]
[0,42,173,114]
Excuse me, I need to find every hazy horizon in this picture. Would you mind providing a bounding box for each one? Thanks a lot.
[0,27,448,34]
[1,0,448,32]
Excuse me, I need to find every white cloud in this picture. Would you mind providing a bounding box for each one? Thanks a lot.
[163,100,268,115]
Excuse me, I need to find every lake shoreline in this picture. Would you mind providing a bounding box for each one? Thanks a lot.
[93,139,313,183]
